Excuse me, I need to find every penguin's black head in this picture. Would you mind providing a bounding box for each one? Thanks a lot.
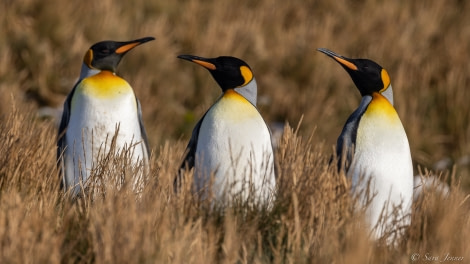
[177,55,254,91]
[317,48,391,96]
[83,37,155,72]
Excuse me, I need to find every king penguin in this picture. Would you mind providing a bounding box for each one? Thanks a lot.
[57,37,154,196]
[317,48,413,240]
[176,55,276,207]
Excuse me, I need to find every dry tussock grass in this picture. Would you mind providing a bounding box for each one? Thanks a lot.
[1,0,470,263]
[1,109,469,263]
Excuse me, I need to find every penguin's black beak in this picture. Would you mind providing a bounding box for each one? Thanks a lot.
[177,55,217,70]
[115,37,155,54]
[317,48,358,71]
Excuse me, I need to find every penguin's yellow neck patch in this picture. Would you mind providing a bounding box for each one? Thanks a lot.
[77,71,133,99]
[240,66,253,86]
[212,89,258,122]
[223,89,250,103]
[366,92,399,121]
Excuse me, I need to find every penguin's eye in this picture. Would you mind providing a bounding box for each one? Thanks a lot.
[362,65,376,75]
[100,49,111,54]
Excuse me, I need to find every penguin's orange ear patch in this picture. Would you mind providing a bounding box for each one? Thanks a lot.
[83,49,93,67]
[240,66,253,86]
[380,69,391,91]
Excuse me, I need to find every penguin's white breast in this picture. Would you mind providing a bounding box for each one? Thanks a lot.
[352,93,413,227]
[66,72,145,175]
[195,90,274,193]
[353,93,412,183]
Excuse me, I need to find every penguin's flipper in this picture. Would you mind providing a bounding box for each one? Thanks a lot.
[336,127,354,172]
[336,96,371,172]
[174,113,207,192]
[136,98,150,158]
[181,118,204,170]
[57,85,77,189]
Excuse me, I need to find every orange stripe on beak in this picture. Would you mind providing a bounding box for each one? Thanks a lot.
[333,56,358,71]
[115,42,141,54]
[192,59,216,70]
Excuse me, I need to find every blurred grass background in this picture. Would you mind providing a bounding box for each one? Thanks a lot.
[0,0,469,263]
[1,0,469,185]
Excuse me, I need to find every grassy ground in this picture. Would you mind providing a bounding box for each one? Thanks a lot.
[0,0,469,263]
